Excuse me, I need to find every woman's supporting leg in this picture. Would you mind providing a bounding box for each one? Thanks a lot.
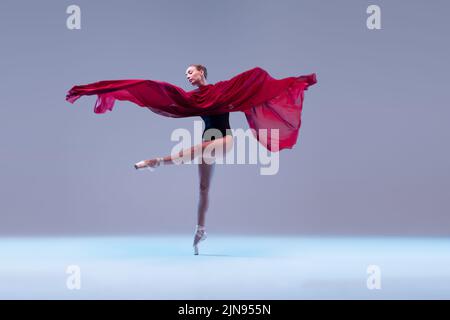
[193,156,215,254]
[197,158,215,227]
[193,136,233,253]
[197,135,234,225]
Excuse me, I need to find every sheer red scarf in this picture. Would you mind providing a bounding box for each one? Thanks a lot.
[66,67,317,151]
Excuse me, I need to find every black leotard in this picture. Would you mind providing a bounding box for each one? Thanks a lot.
[200,112,232,141]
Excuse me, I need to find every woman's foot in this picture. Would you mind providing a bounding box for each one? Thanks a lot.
[193,226,207,255]
[134,158,162,170]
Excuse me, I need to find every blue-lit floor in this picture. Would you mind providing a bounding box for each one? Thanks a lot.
[1,236,449,299]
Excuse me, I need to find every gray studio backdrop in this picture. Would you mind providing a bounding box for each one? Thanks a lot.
[1,0,449,236]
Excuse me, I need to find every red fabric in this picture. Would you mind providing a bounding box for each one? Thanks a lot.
[66,67,317,151]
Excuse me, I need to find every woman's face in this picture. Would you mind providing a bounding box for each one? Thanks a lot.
[185,66,204,86]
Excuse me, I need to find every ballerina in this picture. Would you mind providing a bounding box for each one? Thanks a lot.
[66,64,317,255]
[135,65,234,254]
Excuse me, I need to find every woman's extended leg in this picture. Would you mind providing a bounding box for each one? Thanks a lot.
[134,134,234,169]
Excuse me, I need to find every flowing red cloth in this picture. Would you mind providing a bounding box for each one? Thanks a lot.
[66,67,317,151]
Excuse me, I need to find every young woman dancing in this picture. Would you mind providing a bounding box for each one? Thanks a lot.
[134,66,234,254]
[66,64,317,255]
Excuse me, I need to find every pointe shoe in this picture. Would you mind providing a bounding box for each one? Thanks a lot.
[134,158,162,171]
[193,228,207,255]
[134,160,154,171]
